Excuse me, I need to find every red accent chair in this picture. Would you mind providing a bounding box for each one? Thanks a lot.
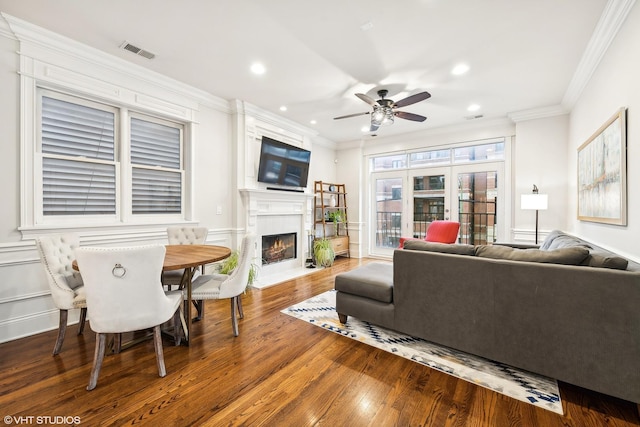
[398,220,460,248]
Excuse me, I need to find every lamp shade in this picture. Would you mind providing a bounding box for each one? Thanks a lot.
[521,194,548,210]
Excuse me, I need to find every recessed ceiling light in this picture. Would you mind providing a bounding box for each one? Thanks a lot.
[279,106,287,112]
[451,63,469,76]
[310,120,317,125]
[250,62,266,75]
[467,103,481,112]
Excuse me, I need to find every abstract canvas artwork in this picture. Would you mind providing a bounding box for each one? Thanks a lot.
[577,108,627,225]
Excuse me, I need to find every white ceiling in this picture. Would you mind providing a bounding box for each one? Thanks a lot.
[0,0,610,142]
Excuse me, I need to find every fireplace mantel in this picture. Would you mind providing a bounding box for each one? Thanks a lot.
[239,188,314,225]
[239,188,315,287]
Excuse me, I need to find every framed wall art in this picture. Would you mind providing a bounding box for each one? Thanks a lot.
[577,107,627,225]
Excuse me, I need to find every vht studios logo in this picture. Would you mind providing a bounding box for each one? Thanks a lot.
[4,415,82,425]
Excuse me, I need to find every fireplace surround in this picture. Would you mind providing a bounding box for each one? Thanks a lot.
[239,189,315,287]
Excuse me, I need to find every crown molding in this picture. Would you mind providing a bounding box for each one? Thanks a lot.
[232,100,320,139]
[562,0,637,109]
[508,105,569,123]
[1,12,230,113]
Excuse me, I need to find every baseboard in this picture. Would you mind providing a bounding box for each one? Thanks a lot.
[0,308,83,344]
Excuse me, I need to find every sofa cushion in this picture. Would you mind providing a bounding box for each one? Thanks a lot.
[334,262,394,303]
[583,252,629,270]
[403,240,475,256]
[539,230,592,251]
[475,245,590,265]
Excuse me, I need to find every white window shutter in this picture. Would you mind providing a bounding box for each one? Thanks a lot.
[41,96,116,215]
[130,118,182,214]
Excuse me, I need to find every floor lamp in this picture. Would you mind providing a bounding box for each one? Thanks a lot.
[521,185,548,244]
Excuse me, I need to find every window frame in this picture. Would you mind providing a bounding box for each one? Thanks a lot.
[32,88,186,228]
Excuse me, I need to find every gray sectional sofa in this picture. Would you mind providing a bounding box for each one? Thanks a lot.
[335,230,640,404]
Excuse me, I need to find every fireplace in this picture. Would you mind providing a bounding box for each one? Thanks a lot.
[239,188,315,288]
[262,232,296,265]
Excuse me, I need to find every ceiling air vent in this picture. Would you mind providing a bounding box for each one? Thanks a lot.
[120,41,155,59]
[464,114,484,120]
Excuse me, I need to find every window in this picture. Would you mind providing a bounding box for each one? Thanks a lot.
[130,117,183,214]
[409,149,451,167]
[37,90,184,223]
[41,95,117,216]
[370,154,407,171]
[453,142,505,163]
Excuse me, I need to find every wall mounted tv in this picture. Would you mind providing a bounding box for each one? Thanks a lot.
[257,136,311,189]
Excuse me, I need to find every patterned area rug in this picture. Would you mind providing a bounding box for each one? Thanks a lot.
[282,290,563,414]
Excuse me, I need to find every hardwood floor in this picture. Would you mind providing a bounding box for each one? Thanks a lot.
[1,257,639,426]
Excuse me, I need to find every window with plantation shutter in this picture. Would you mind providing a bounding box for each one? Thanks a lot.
[41,95,117,216]
[130,117,183,214]
[36,90,185,223]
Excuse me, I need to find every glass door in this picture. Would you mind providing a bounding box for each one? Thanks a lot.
[409,168,452,240]
[451,162,504,245]
[371,172,406,256]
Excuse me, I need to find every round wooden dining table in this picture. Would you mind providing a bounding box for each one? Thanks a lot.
[164,244,231,345]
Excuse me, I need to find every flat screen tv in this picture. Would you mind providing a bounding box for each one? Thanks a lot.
[257,136,311,189]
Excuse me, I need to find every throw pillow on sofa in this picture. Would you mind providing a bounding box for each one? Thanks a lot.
[403,240,476,255]
[583,252,629,270]
[475,245,590,265]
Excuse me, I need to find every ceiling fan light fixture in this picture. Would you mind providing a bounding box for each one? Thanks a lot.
[371,106,385,125]
[382,107,394,126]
[371,105,395,126]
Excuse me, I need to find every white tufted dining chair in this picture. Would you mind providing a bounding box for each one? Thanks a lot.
[35,234,88,355]
[163,226,209,289]
[187,234,256,336]
[75,245,183,390]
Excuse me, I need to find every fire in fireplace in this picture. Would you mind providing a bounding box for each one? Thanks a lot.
[262,233,296,265]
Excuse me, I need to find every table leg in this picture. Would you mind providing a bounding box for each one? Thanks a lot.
[180,267,195,345]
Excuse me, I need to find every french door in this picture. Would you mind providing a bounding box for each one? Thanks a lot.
[370,162,504,256]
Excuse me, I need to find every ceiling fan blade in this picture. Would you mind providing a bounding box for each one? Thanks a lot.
[395,111,427,122]
[334,111,370,120]
[369,122,380,132]
[355,93,378,107]
[393,91,431,108]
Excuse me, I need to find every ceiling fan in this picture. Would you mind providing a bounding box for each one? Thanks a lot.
[334,89,431,132]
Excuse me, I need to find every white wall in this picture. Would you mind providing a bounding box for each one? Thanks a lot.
[308,142,337,186]
[336,146,365,257]
[568,2,640,261]
[513,115,570,238]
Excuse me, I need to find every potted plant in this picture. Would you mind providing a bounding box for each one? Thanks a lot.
[217,250,259,287]
[328,210,342,224]
[313,238,335,267]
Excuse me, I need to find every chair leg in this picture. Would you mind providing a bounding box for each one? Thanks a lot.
[192,299,204,321]
[173,308,182,346]
[87,333,107,390]
[78,307,87,335]
[113,333,122,354]
[237,295,244,319]
[53,309,68,355]
[230,297,239,337]
[153,325,167,377]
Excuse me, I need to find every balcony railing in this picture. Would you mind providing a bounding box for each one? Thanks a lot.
[376,200,496,248]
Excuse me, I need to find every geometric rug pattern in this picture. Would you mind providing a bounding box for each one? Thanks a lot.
[282,290,563,414]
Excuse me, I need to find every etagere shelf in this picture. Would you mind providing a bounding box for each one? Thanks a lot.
[314,181,350,257]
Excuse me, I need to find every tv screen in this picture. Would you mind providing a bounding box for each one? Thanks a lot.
[257,137,311,188]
